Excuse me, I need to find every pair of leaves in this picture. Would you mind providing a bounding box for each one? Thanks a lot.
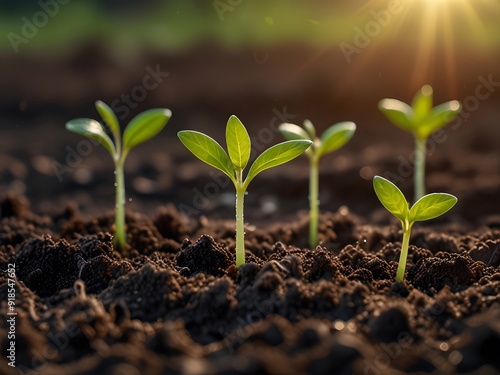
[373,176,457,224]
[378,85,461,140]
[278,120,356,159]
[178,115,312,188]
[66,101,172,160]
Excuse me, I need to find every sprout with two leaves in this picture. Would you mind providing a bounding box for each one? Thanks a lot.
[279,120,356,248]
[373,176,457,282]
[178,116,312,267]
[66,101,171,249]
[379,85,461,202]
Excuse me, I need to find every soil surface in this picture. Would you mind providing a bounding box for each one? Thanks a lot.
[1,192,499,375]
[1,45,500,374]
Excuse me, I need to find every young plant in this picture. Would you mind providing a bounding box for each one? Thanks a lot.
[378,85,461,202]
[373,175,457,282]
[278,120,356,248]
[178,115,312,267]
[66,101,171,249]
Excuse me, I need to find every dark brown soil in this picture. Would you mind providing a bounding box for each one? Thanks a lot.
[1,43,499,375]
[1,193,499,375]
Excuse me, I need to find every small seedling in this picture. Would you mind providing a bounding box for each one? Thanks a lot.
[178,115,312,267]
[373,175,457,282]
[378,85,461,202]
[66,101,171,249]
[279,120,356,248]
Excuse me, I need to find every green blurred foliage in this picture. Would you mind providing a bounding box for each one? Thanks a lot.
[0,0,499,57]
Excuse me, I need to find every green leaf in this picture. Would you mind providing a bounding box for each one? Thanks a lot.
[123,108,171,151]
[226,115,251,170]
[415,101,461,140]
[318,121,356,157]
[410,193,457,222]
[412,85,433,125]
[303,119,316,139]
[66,118,116,157]
[178,130,236,183]
[373,176,409,222]
[95,100,120,143]
[245,140,312,188]
[378,99,414,133]
[278,123,311,141]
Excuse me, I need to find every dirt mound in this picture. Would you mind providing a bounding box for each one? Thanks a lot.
[1,195,499,374]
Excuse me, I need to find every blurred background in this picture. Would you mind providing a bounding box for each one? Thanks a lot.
[0,0,499,223]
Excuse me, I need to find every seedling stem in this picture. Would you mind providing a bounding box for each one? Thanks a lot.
[279,120,356,249]
[66,102,171,250]
[373,175,457,282]
[235,178,245,267]
[309,155,319,248]
[378,85,461,203]
[114,162,126,248]
[178,115,311,267]
[414,137,426,203]
[396,221,413,282]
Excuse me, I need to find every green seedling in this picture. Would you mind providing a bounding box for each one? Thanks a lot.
[373,175,457,282]
[279,120,356,248]
[66,101,171,249]
[178,115,312,267]
[378,85,461,202]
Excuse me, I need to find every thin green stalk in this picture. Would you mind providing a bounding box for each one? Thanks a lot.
[414,137,426,202]
[114,162,126,249]
[235,171,245,267]
[309,157,319,249]
[396,222,412,282]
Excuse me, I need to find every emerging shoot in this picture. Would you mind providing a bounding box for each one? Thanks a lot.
[178,115,311,267]
[279,120,356,248]
[373,175,457,282]
[378,85,461,202]
[66,101,171,249]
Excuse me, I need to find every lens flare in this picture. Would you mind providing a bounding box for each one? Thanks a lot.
[327,0,497,96]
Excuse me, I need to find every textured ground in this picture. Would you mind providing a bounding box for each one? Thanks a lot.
[1,194,499,375]
[1,43,499,375]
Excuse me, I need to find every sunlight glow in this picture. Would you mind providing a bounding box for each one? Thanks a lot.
[329,0,496,96]
[409,0,490,87]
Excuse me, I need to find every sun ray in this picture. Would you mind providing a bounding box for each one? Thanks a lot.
[411,3,440,86]
[294,0,498,105]
[442,6,458,95]
[335,0,496,96]
[409,0,496,90]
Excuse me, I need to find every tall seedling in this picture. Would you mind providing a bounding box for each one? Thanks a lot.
[66,101,171,249]
[279,120,356,248]
[373,176,457,282]
[178,116,311,267]
[379,85,461,202]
